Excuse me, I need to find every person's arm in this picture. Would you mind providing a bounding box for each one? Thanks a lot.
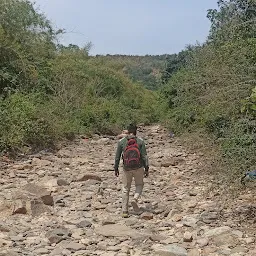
[140,140,149,177]
[140,140,149,168]
[114,140,123,172]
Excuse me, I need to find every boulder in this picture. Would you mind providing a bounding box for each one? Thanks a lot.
[31,158,51,167]
[95,224,146,239]
[22,183,54,206]
[183,232,193,242]
[152,244,188,256]
[76,174,102,182]
[26,199,52,217]
[141,212,154,220]
[46,228,71,244]
[11,200,27,214]
[204,226,231,237]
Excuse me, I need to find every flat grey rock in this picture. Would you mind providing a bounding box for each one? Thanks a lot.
[95,224,146,239]
[152,244,188,256]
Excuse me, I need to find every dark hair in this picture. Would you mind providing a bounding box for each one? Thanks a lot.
[127,123,137,135]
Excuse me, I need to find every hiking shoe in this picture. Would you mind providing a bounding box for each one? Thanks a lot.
[122,212,129,218]
[131,200,140,212]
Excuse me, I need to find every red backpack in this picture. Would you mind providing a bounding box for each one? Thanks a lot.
[123,138,141,170]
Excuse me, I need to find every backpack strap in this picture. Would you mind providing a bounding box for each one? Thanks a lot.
[122,137,139,158]
[125,136,137,146]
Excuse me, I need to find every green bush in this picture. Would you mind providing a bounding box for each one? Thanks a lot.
[0,93,55,151]
[159,0,256,180]
[0,0,159,153]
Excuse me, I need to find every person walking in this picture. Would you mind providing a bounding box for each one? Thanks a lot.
[114,124,149,218]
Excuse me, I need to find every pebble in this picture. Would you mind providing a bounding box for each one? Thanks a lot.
[183,231,193,242]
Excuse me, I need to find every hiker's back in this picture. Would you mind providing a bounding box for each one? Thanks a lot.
[123,137,141,170]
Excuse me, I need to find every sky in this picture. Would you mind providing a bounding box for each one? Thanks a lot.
[33,0,218,56]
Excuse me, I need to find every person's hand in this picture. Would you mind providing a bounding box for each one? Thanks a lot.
[144,166,149,177]
[115,169,119,177]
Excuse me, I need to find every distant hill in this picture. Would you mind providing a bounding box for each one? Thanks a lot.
[93,54,172,90]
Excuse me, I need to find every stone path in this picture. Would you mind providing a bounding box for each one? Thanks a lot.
[0,125,255,256]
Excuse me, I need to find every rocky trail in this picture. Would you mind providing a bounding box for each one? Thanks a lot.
[0,125,255,256]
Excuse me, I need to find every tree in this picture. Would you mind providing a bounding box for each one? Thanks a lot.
[161,47,194,83]
[207,0,256,43]
[0,0,60,94]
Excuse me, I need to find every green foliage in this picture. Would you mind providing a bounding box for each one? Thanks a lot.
[207,0,256,43]
[0,0,60,95]
[220,118,256,172]
[0,0,159,153]
[160,0,256,177]
[0,93,55,151]
[93,54,167,90]
[161,47,196,83]
[241,87,256,117]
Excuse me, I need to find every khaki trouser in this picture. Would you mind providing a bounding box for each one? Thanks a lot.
[122,167,144,212]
